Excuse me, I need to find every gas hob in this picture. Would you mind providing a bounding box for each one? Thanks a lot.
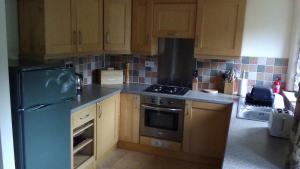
[144,84,189,95]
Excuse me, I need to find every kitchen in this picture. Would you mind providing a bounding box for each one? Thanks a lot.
[0,0,300,169]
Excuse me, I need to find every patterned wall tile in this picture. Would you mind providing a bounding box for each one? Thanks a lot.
[63,54,289,93]
[195,56,289,92]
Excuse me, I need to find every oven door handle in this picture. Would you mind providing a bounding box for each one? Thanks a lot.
[141,104,183,113]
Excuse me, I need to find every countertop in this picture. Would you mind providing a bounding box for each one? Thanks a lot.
[70,83,289,169]
[223,100,289,169]
[71,83,238,113]
[70,85,121,113]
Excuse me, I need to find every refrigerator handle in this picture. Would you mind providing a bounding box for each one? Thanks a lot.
[27,104,51,111]
[24,97,75,112]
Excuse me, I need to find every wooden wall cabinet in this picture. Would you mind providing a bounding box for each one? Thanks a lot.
[183,101,232,160]
[152,1,196,38]
[19,0,103,60]
[104,0,132,54]
[131,0,157,55]
[194,0,246,58]
[96,95,120,163]
[75,0,103,55]
[119,94,140,143]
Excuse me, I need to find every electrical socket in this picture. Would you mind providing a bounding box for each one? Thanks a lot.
[145,61,155,67]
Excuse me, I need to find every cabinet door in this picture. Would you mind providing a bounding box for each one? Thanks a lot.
[104,0,132,54]
[119,94,140,143]
[132,0,157,55]
[76,0,103,54]
[114,94,120,143]
[96,96,116,161]
[44,0,76,56]
[153,3,196,38]
[194,0,246,58]
[183,101,232,159]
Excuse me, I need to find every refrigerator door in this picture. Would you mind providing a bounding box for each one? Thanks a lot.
[21,101,71,169]
[21,67,76,109]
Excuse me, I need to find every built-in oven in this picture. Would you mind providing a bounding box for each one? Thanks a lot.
[140,96,185,142]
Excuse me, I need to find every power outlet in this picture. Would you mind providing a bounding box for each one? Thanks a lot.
[145,61,155,68]
[65,61,74,68]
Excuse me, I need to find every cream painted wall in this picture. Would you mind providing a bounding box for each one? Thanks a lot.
[0,0,16,168]
[241,0,294,58]
[286,0,300,91]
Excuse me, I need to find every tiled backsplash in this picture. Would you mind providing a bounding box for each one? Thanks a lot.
[107,55,158,84]
[196,57,288,91]
[64,55,106,85]
[64,55,158,85]
[65,55,288,92]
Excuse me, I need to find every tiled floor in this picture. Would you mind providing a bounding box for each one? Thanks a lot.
[97,149,212,169]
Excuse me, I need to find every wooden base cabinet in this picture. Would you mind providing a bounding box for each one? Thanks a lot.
[96,95,120,163]
[71,105,97,169]
[183,101,232,160]
[119,94,140,143]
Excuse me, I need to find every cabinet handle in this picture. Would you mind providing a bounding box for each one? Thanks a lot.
[105,32,110,44]
[195,35,199,47]
[185,109,189,117]
[146,34,150,45]
[98,105,103,119]
[78,31,82,45]
[73,31,77,45]
[98,110,103,119]
[80,114,89,120]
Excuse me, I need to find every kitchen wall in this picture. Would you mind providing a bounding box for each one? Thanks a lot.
[64,55,158,85]
[196,57,288,92]
[0,0,16,168]
[241,0,293,58]
[5,0,19,60]
[287,0,300,91]
[70,54,288,92]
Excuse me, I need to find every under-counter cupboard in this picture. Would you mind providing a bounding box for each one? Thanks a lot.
[71,104,97,169]
[71,92,233,169]
[96,94,120,163]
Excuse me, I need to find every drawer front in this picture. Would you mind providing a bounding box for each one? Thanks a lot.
[72,105,96,129]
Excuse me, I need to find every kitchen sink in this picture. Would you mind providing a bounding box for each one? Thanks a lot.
[237,98,273,122]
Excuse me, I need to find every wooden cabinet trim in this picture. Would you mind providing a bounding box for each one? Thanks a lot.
[140,136,182,152]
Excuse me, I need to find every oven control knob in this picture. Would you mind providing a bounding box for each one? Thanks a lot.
[159,100,164,104]
[151,99,155,103]
[168,101,174,105]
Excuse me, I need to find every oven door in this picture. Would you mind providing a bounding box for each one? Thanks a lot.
[140,104,184,142]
